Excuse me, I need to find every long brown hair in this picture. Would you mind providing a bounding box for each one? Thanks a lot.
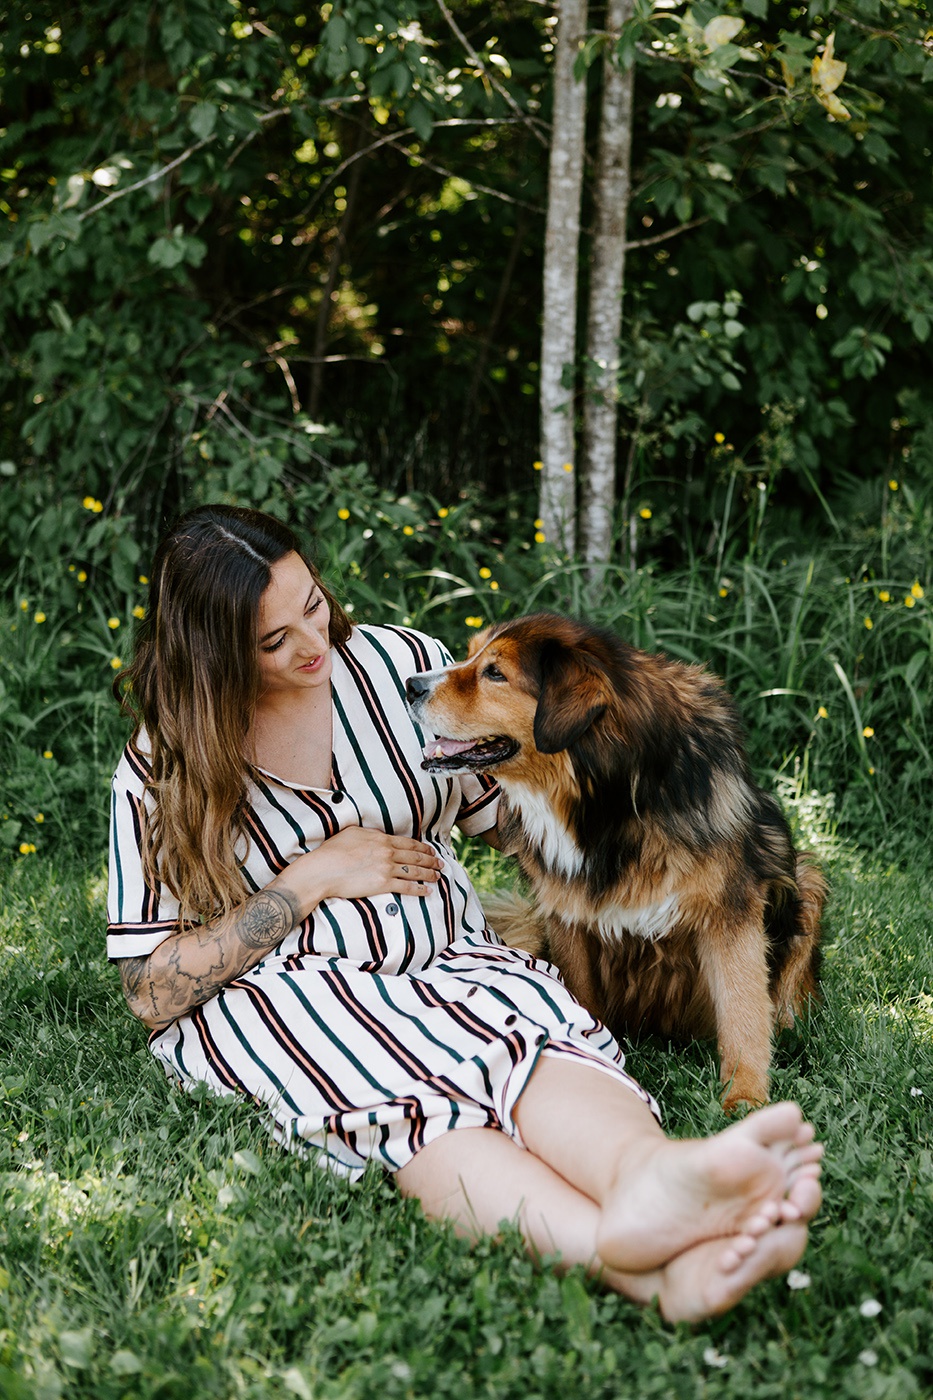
[116,505,352,924]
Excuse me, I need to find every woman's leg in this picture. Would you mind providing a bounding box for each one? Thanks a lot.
[511,1056,822,1273]
[395,1122,814,1324]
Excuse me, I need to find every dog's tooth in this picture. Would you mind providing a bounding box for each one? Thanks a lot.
[434,745,445,758]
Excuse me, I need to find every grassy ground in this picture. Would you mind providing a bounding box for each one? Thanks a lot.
[2,817,932,1399]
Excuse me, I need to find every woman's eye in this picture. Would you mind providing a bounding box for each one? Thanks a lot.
[262,636,286,653]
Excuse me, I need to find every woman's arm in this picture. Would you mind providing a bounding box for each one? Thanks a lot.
[118,828,443,1031]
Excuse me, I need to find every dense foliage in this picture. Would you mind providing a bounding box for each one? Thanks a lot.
[1,0,932,557]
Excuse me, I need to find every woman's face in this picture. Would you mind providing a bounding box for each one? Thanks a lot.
[256,551,333,696]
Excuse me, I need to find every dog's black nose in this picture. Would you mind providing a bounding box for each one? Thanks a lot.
[406,675,429,703]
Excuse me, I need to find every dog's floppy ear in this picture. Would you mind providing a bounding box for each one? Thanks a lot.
[533,641,610,753]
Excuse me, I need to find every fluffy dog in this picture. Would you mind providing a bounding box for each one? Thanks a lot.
[406,613,824,1111]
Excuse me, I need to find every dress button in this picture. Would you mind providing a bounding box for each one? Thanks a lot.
[467,986,478,997]
[386,902,399,916]
[331,791,344,803]
[535,1033,546,1046]
[504,1013,517,1026]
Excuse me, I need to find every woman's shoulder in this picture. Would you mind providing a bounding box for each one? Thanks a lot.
[344,622,453,674]
[112,730,152,789]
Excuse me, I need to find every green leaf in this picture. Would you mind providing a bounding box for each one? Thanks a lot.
[148,235,187,269]
[189,101,219,140]
[59,1328,94,1368]
[406,98,434,143]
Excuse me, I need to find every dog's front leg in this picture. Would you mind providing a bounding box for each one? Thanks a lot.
[695,921,773,1112]
[547,921,609,1028]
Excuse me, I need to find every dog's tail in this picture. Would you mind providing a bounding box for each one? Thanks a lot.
[481,886,548,958]
[772,852,826,1029]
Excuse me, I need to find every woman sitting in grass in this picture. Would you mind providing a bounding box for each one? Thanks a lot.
[108,503,822,1323]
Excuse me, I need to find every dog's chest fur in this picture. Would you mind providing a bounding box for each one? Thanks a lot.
[502,783,683,943]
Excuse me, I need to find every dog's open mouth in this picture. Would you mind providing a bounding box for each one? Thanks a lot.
[421,734,519,773]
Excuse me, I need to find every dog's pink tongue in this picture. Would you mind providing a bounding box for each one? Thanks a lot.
[423,737,475,759]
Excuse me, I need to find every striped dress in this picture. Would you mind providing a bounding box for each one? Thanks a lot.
[108,624,656,1178]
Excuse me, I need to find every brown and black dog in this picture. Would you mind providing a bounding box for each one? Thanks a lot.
[406,612,825,1111]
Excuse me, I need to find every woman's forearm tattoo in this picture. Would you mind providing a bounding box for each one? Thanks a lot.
[119,886,302,1030]
[236,889,300,948]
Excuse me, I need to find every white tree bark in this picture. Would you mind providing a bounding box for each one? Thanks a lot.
[538,0,589,556]
[581,0,635,571]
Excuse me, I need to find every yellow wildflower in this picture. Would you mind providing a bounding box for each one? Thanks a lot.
[133,606,145,620]
[863,617,873,629]
[911,581,924,599]
[490,581,499,591]
[905,596,916,609]
[438,508,449,518]
[77,571,87,583]
[19,599,28,611]
[888,479,898,491]
[35,813,44,823]
[863,726,874,738]
[108,617,120,629]
[534,531,546,544]
[139,575,149,585]
[479,567,492,579]
[533,460,543,471]
[34,612,46,624]
[878,591,890,603]
[18,843,37,856]
[563,462,573,473]
[719,587,729,598]
[465,616,484,628]
[640,508,652,520]
[714,432,725,444]
[402,525,414,536]
[82,496,103,513]
[337,508,350,520]
[43,750,53,759]
[110,657,122,670]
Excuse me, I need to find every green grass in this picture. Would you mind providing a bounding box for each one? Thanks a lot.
[2,826,933,1400]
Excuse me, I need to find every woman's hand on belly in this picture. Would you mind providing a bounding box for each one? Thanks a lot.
[281,827,443,908]
[117,830,442,1033]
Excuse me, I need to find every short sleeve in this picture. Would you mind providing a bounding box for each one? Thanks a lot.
[455,770,500,836]
[107,742,180,960]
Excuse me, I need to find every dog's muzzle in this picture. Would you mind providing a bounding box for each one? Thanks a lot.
[405,672,519,774]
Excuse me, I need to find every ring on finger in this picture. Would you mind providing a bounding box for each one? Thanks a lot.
[401,864,410,874]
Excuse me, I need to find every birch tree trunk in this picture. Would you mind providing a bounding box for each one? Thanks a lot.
[580,0,635,572]
[538,0,589,556]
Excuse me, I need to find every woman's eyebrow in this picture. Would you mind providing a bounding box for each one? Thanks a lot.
[258,586,317,643]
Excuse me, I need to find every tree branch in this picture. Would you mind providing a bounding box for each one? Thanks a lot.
[434,0,550,148]
[75,109,289,223]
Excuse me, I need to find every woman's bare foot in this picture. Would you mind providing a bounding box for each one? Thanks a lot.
[598,1219,813,1323]
[595,1101,823,1273]
[656,1221,811,1322]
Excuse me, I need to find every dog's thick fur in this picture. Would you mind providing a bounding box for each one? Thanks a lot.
[406,613,825,1111]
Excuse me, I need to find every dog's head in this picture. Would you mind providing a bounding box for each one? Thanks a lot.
[406,613,617,776]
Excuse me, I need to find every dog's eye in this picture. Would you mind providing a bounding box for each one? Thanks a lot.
[482,663,506,682]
